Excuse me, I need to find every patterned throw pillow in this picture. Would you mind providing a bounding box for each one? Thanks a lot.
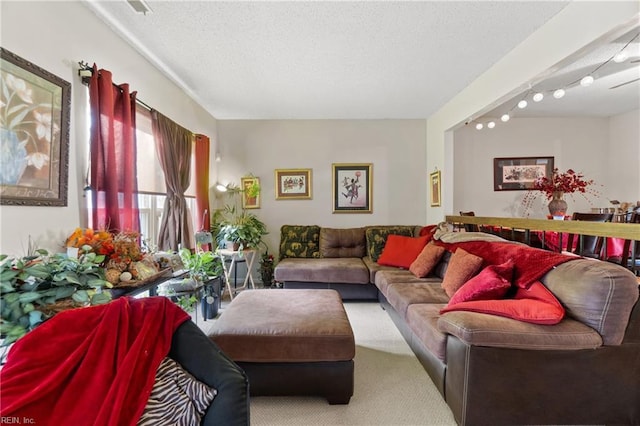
[279,225,321,260]
[365,226,415,262]
[138,357,217,426]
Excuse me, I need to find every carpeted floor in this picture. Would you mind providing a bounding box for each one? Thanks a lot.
[197,299,457,426]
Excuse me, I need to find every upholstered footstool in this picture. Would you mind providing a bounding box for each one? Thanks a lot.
[208,289,355,404]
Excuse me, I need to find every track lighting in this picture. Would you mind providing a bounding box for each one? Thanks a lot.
[475,123,483,130]
[487,121,495,129]
[553,89,565,99]
[517,100,528,109]
[613,51,628,63]
[580,75,594,87]
[501,114,510,122]
[533,92,544,102]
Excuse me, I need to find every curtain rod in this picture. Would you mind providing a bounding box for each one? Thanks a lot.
[78,61,152,112]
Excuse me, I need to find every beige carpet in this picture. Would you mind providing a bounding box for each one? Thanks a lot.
[199,300,456,426]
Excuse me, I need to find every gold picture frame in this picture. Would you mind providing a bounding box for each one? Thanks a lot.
[275,168,312,200]
[241,176,260,209]
[332,163,372,213]
[0,48,71,206]
[430,170,441,207]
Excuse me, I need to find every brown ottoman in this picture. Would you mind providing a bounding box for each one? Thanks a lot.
[209,289,355,404]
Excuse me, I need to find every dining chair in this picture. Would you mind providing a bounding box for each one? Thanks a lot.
[566,212,614,259]
[621,212,640,275]
[459,211,480,232]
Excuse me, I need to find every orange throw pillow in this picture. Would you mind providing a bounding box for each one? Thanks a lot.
[377,235,430,269]
[409,243,446,278]
[441,248,483,297]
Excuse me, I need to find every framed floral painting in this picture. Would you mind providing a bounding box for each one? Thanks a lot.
[0,48,71,206]
[493,156,554,191]
[332,163,372,213]
[275,168,312,200]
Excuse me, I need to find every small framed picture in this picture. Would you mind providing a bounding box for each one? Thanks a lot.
[430,170,441,207]
[493,156,554,191]
[275,169,312,200]
[241,176,260,209]
[332,163,372,213]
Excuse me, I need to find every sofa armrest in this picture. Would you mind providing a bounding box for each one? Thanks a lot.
[437,311,602,350]
[170,320,250,426]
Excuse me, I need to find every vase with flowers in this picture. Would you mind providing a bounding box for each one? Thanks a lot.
[523,168,596,217]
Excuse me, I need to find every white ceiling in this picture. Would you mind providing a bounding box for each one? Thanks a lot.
[82,1,637,120]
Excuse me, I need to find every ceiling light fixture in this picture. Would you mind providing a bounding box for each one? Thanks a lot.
[580,75,594,87]
[533,92,544,102]
[487,121,496,129]
[553,89,565,99]
[501,114,510,122]
[517,100,528,109]
[475,123,483,130]
[613,51,629,63]
[126,0,153,15]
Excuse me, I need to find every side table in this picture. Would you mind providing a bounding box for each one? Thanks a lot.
[218,248,257,300]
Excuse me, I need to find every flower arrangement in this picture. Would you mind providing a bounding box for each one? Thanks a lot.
[521,168,598,217]
[65,228,154,285]
[532,168,594,200]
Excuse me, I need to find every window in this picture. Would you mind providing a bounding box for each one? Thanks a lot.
[87,107,197,249]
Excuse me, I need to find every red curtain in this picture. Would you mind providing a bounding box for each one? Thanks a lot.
[194,134,211,232]
[88,65,140,234]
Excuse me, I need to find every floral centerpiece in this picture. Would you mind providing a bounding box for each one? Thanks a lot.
[65,228,157,285]
[522,168,597,217]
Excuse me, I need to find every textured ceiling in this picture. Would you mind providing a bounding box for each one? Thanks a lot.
[83,1,634,120]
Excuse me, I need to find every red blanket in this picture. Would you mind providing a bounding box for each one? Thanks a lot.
[434,240,577,288]
[0,296,189,426]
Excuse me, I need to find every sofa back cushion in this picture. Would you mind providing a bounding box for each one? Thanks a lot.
[542,259,639,345]
[319,227,366,258]
[279,225,321,260]
[365,226,416,262]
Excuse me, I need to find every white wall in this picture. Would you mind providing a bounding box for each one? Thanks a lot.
[453,114,639,218]
[608,109,640,203]
[216,120,427,254]
[0,1,219,256]
[426,1,640,223]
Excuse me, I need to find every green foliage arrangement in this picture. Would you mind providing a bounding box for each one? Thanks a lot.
[179,248,222,281]
[217,205,268,250]
[0,248,112,346]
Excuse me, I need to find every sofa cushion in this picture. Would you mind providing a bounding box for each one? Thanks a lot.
[374,269,441,296]
[440,281,565,325]
[437,311,602,350]
[363,256,400,283]
[365,226,416,262]
[448,260,514,305]
[319,227,366,258]
[385,282,450,319]
[274,257,370,284]
[377,235,430,269]
[441,248,483,297]
[279,225,321,259]
[542,259,640,345]
[409,243,446,278]
[406,303,448,361]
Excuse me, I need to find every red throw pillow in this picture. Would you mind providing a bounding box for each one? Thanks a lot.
[448,260,514,305]
[441,248,484,297]
[409,243,446,278]
[377,235,430,269]
[418,224,438,242]
[440,281,565,325]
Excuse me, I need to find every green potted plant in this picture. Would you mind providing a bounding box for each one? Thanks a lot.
[217,206,268,250]
[0,248,112,347]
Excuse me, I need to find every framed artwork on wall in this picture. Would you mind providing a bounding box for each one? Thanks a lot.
[430,170,441,207]
[275,168,312,200]
[241,176,260,209]
[0,48,71,206]
[493,156,554,191]
[332,163,372,213]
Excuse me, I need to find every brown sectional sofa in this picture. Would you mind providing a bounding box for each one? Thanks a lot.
[274,225,640,425]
